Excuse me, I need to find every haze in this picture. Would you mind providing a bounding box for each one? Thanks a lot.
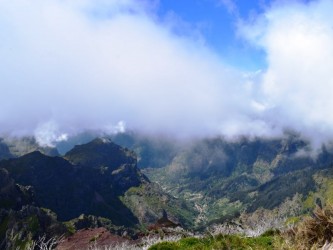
[1,0,332,148]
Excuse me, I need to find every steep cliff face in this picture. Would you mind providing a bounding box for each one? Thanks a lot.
[64,138,148,193]
[0,146,140,226]
[63,138,195,227]
[0,168,34,210]
[0,206,69,250]
[0,167,69,249]
[0,138,193,228]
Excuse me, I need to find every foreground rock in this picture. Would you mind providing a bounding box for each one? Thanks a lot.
[56,227,129,250]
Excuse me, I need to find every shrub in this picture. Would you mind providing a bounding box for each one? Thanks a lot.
[287,204,333,249]
[149,241,179,250]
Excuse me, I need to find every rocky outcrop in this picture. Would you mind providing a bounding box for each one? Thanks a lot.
[0,206,69,250]
[0,168,34,210]
[0,147,141,226]
[56,227,129,250]
[65,138,137,170]
[67,214,137,237]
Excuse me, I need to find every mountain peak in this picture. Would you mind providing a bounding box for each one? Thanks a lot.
[91,137,113,145]
[64,138,137,170]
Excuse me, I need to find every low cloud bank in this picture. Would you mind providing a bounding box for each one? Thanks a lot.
[0,0,332,148]
[239,0,333,148]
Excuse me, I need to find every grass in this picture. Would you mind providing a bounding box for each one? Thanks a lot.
[26,215,39,233]
[148,234,276,250]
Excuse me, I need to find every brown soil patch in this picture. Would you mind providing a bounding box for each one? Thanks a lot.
[56,227,129,250]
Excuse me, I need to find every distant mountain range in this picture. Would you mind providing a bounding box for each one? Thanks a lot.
[1,133,333,249]
[108,132,333,226]
[145,136,333,227]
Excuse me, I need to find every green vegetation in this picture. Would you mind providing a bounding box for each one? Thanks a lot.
[26,215,39,233]
[149,234,277,250]
[143,135,328,226]
[12,238,32,250]
[0,216,9,240]
[121,183,197,228]
[3,136,333,249]
[64,221,76,234]
[148,204,333,250]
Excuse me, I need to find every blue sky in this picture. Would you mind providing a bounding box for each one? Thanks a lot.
[156,0,269,70]
[155,0,314,70]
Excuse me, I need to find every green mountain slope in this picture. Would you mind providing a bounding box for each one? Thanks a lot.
[142,135,333,225]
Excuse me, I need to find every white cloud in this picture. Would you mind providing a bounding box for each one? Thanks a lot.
[34,121,68,147]
[2,0,333,147]
[0,0,260,144]
[239,0,333,147]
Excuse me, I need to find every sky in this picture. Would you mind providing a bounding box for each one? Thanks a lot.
[1,0,333,148]
[157,0,268,70]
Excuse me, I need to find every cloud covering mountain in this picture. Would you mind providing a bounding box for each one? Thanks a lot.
[239,0,333,147]
[0,0,332,147]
